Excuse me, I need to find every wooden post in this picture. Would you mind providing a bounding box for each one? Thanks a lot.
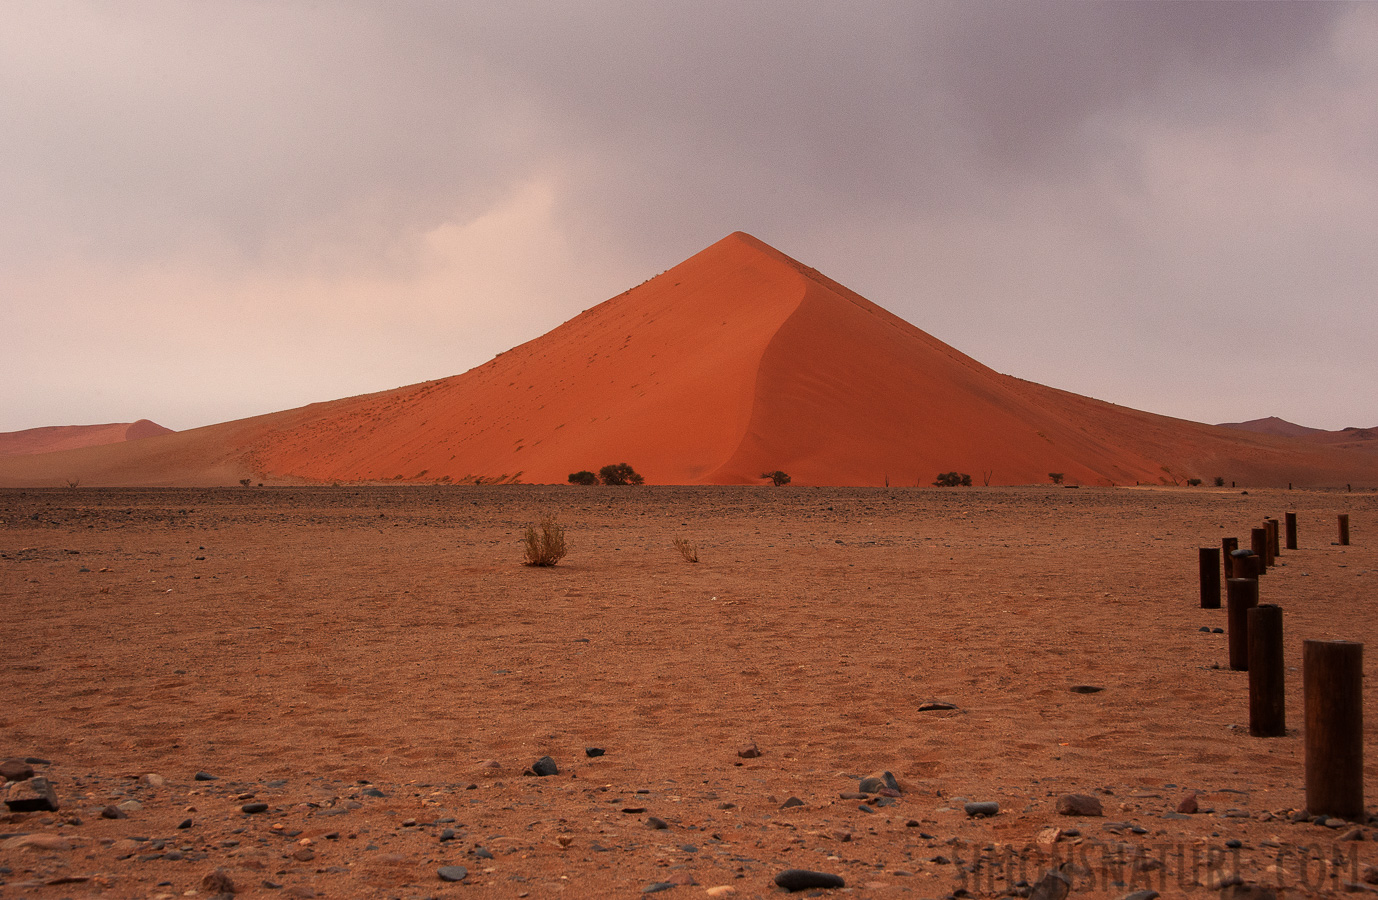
[1226,577,1259,671]
[1199,547,1221,609]
[1285,512,1298,551]
[1231,548,1259,580]
[1266,518,1280,560]
[1339,514,1350,546]
[1251,527,1269,573]
[1248,604,1285,737]
[1304,640,1363,819]
[1222,537,1238,579]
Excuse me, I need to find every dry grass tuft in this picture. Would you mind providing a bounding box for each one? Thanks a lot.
[673,538,699,563]
[523,514,568,567]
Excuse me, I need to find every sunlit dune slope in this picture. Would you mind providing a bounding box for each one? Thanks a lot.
[2,232,1375,487]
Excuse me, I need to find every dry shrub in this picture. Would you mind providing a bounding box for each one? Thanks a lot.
[673,538,698,563]
[523,514,568,567]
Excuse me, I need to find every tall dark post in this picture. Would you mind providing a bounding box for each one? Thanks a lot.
[1248,604,1285,737]
[1199,547,1221,609]
[1226,577,1259,671]
[1222,537,1238,578]
[1304,640,1363,819]
[1266,518,1280,560]
[1285,512,1298,551]
[1339,514,1350,546]
[1251,527,1270,573]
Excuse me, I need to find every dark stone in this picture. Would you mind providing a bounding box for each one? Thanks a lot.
[437,865,468,883]
[194,772,218,781]
[201,868,235,894]
[362,788,386,798]
[918,699,957,711]
[0,759,34,782]
[647,816,669,829]
[1056,793,1104,817]
[1029,869,1071,900]
[241,802,269,814]
[23,757,50,765]
[439,828,456,842]
[774,869,845,891]
[100,805,127,819]
[965,801,999,818]
[5,776,59,812]
[882,771,901,793]
[737,743,761,759]
[1213,627,1225,634]
[780,797,805,809]
[472,846,494,859]
[857,776,886,793]
[178,819,193,829]
[585,747,605,757]
[1069,685,1104,694]
[642,883,675,893]
[530,756,559,777]
[1200,626,1211,632]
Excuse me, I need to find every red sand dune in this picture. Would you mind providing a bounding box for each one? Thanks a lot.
[2,233,1376,487]
[0,419,172,459]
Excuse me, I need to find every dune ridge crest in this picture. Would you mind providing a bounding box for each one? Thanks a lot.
[2,232,1376,487]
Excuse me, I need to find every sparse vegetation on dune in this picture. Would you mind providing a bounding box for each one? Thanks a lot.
[761,470,791,486]
[933,472,972,487]
[597,463,644,485]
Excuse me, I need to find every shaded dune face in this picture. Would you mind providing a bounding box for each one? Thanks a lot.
[2,232,1376,487]
[0,420,173,458]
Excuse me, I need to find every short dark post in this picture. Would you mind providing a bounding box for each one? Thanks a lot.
[1231,548,1259,580]
[1266,518,1280,560]
[1199,547,1221,609]
[1222,537,1238,578]
[1226,577,1259,671]
[1285,512,1298,551]
[1251,527,1269,573]
[1339,514,1350,546]
[1304,640,1363,819]
[1248,604,1285,736]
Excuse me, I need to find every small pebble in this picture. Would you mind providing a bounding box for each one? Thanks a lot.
[241,802,269,814]
[965,801,999,818]
[774,869,845,892]
[437,865,468,883]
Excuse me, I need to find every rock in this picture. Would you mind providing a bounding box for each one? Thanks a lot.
[1341,827,1366,841]
[0,759,35,782]
[472,846,494,859]
[1069,685,1104,694]
[585,747,605,757]
[1118,891,1159,900]
[1035,827,1062,845]
[292,847,315,861]
[774,869,845,891]
[1028,869,1072,900]
[529,755,559,777]
[439,827,456,842]
[643,883,675,893]
[1,833,72,852]
[5,776,59,812]
[117,799,142,813]
[1056,793,1103,816]
[839,791,867,800]
[780,796,804,809]
[241,802,269,814]
[705,888,736,898]
[737,742,761,759]
[646,816,669,829]
[965,801,999,818]
[857,776,886,793]
[141,773,166,788]
[882,771,901,792]
[437,865,468,883]
[179,818,193,829]
[1219,885,1277,900]
[918,699,957,711]
[100,804,127,819]
[194,771,218,781]
[201,868,236,893]
[1176,793,1198,814]
[832,829,852,842]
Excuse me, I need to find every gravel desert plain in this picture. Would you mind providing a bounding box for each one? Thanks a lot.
[2,483,1376,899]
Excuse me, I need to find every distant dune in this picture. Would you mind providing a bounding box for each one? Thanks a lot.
[0,419,173,459]
[2,233,1376,487]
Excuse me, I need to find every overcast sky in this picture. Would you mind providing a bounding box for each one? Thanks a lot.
[3,1,1375,433]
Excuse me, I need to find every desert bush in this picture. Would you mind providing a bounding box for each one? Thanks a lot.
[1187,478,1202,487]
[598,463,644,485]
[673,538,699,563]
[933,472,972,487]
[1048,472,1065,485]
[65,477,80,489]
[239,478,251,487]
[522,513,567,567]
[761,470,791,486]
[568,470,598,485]
[1214,476,1225,487]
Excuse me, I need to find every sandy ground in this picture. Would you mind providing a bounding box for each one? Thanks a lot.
[1,485,1376,899]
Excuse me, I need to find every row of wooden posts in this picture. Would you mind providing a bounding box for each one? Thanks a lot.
[1197,513,1360,820]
